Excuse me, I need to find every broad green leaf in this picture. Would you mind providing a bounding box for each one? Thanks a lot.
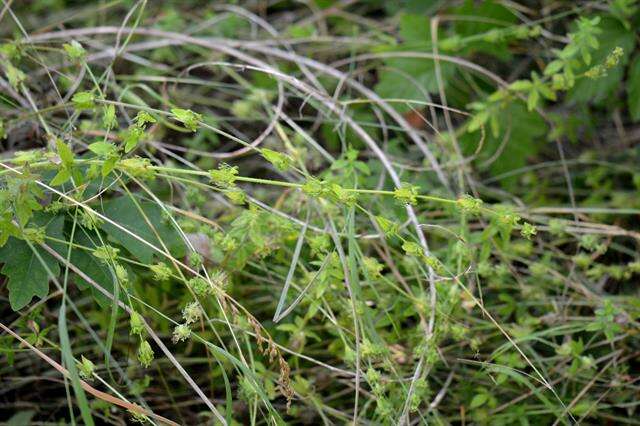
[387,0,439,14]
[0,214,64,310]
[287,24,316,38]
[461,103,546,189]
[398,13,431,43]
[452,0,518,61]
[5,175,45,226]
[374,14,456,114]
[0,213,20,248]
[98,196,186,264]
[570,400,596,417]
[375,59,456,112]
[69,231,117,306]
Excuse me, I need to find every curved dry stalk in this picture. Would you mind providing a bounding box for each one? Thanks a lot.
[180,60,285,159]
[26,27,451,192]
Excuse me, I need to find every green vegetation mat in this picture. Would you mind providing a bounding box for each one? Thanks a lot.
[0,1,639,424]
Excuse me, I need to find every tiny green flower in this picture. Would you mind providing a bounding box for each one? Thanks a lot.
[137,340,154,368]
[134,111,157,128]
[182,301,202,324]
[92,245,119,262]
[171,108,201,132]
[210,270,228,289]
[362,257,384,278]
[548,219,566,236]
[496,207,521,227]
[63,40,85,61]
[79,209,102,230]
[605,46,623,68]
[330,183,357,205]
[22,227,46,244]
[172,323,191,343]
[308,234,330,255]
[225,188,246,205]
[585,65,606,79]
[393,183,420,205]
[424,254,445,274]
[102,105,117,129]
[150,262,172,281]
[130,311,145,336]
[188,252,204,269]
[520,222,537,239]
[78,355,95,380]
[231,99,253,119]
[402,241,423,257]
[375,215,399,237]
[572,253,591,269]
[456,195,483,215]
[301,178,327,198]
[119,157,155,179]
[209,163,239,188]
[188,276,212,297]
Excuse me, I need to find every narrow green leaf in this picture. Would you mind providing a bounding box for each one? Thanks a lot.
[88,141,117,156]
[50,168,71,186]
[470,392,488,409]
[628,54,640,121]
[56,138,74,168]
[72,91,95,110]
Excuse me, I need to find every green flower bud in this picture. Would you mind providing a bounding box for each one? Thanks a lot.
[130,311,145,337]
[78,355,95,380]
[137,340,154,368]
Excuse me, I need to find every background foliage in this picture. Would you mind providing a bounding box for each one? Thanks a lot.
[1,0,639,424]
